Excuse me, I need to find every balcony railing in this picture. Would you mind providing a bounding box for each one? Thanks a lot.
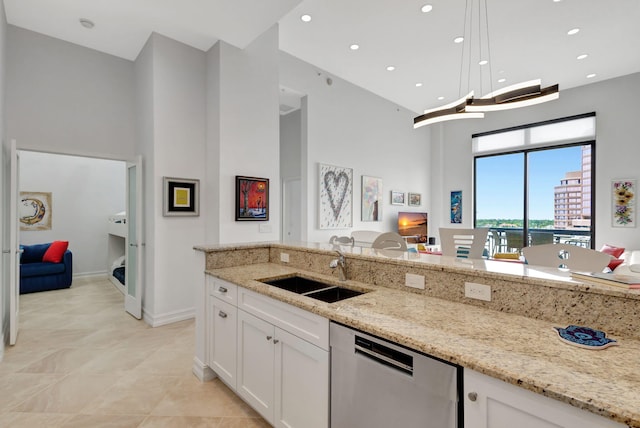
[484,227,591,257]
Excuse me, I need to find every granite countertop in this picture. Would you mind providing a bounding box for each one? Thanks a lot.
[206,262,640,428]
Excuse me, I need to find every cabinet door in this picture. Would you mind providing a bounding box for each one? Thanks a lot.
[237,309,275,424]
[209,297,237,389]
[274,328,329,428]
[464,369,624,428]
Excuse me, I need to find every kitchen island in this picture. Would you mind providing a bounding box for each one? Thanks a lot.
[193,242,640,427]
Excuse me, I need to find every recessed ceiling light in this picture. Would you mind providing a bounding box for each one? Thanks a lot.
[577,54,588,60]
[301,14,312,22]
[567,28,580,35]
[416,83,423,87]
[437,96,445,100]
[79,18,94,29]
[386,66,395,71]
[553,0,562,2]
[350,44,359,50]
[586,73,596,78]
[421,4,433,13]
[479,60,488,66]
[454,36,464,44]
[498,78,506,83]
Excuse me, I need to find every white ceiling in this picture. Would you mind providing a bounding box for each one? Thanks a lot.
[5,0,640,114]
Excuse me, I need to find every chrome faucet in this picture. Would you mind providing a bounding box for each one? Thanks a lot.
[330,251,348,281]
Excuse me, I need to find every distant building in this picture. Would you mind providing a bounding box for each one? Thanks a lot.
[554,146,591,228]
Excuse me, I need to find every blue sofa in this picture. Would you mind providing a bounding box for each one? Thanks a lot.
[20,243,73,294]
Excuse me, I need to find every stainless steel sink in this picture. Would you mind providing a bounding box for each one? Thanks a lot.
[259,275,366,303]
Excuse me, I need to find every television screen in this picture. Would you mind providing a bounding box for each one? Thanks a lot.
[397,212,428,241]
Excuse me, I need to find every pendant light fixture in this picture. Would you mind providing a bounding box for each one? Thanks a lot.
[413,0,559,129]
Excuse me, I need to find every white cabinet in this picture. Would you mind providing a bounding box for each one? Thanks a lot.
[206,277,238,389]
[206,276,329,428]
[274,327,329,428]
[464,369,625,428]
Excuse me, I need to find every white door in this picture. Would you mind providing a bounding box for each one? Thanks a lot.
[274,327,329,428]
[6,140,20,344]
[282,177,301,242]
[125,158,143,319]
[237,309,275,424]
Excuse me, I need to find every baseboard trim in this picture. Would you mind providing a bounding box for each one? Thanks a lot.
[143,307,195,327]
[192,356,216,382]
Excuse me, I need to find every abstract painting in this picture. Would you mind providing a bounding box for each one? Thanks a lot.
[361,175,382,221]
[450,190,462,224]
[391,191,405,205]
[319,164,352,229]
[612,179,635,227]
[20,191,52,231]
[235,176,269,221]
[163,177,200,216]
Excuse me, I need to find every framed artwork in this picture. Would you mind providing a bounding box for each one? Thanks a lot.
[362,175,383,221]
[163,177,200,216]
[408,192,422,207]
[450,190,462,224]
[319,163,353,229]
[236,176,269,221]
[612,179,636,227]
[19,191,52,231]
[391,190,405,205]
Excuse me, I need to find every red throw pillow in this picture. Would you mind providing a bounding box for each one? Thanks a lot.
[600,244,625,259]
[608,258,625,271]
[42,240,69,263]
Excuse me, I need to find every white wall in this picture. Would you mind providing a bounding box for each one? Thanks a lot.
[18,151,125,275]
[149,33,207,323]
[5,26,136,160]
[431,72,640,250]
[215,25,281,244]
[279,52,432,244]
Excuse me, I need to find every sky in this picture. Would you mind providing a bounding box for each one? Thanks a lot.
[476,145,583,220]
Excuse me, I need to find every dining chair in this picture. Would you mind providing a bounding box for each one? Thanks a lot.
[522,243,612,272]
[439,228,489,259]
[329,235,354,246]
[371,232,407,251]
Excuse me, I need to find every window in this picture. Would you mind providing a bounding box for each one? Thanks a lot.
[473,114,595,256]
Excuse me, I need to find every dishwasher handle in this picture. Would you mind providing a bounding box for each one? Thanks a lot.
[355,336,413,375]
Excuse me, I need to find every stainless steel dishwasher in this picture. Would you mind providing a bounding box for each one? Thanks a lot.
[330,322,461,428]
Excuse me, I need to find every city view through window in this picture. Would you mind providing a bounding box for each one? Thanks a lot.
[475,144,593,253]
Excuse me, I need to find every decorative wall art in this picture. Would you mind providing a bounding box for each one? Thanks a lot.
[236,176,269,221]
[361,175,383,221]
[408,192,422,207]
[612,179,636,228]
[319,163,353,229]
[19,191,52,231]
[163,177,200,216]
[391,190,405,206]
[450,190,462,223]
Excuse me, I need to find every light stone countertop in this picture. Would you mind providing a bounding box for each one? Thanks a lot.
[206,261,640,428]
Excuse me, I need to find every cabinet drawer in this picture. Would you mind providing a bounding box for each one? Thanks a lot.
[208,276,238,306]
[239,288,329,350]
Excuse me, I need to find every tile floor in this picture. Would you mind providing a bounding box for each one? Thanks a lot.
[0,276,269,427]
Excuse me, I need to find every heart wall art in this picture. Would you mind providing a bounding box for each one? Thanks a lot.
[319,163,353,229]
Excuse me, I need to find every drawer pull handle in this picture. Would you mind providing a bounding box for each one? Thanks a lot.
[273,339,279,344]
[266,335,273,341]
[218,286,228,293]
[468,392,478,402]
[218,311,228,318]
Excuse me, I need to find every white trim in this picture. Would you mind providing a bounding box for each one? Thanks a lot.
[192,356,216,382]
[143,307,195,327]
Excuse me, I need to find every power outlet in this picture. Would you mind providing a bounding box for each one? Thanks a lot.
[465,282,491,301]
[405,273,425,290]
[280,253,289,263]
[259,224,272,233]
